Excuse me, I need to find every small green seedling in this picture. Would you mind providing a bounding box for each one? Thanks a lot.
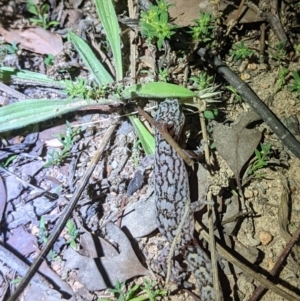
[274,67,288,94]
[44,54,55,66]
[158,68,169,82]
[6,42,19,55]
[190,72,213,91]
[27,0,59,29]
[230,41,254,61]
[66,219,79,249]
[248,143,272,175]
[190,11,215,43]
[39,215,48,244]
[48,249,60,261]
[140,0,178,49]
[226,85,242,102]
[45,121,81,167]
[269,41,287,64]
[203,108,218,120]
[64,78,112,103]
[288,71,300,100]
[38,216,60,261]
[63,78,92,102]
[100,279,166,301]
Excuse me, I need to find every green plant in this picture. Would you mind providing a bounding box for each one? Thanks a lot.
[203,108,218,120]
[6,42,19,55]
[45,121,81,167]
[288,71,300,99]
[63,78,113,102]
[100,279,166,301]
[190,72,213,91]
[269,41,287,64]
[39,215,48,244]
[63,78,91,102]
[274,67,288,94]
[158,68,169,82]
[65,219,79,249]
[48,249,60,261]
[248,143,272,175]
[27,0,59,29]
[10,278,22,285]
[190,11,215,43]
[0,155,17,167]
[230,41,254,61]
[226,85,242,102]
[38,216,60,261]
[0,0,216,158]
[44,54,54,66]
[140,0,178,50]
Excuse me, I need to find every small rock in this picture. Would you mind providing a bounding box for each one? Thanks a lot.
[111,160,118,169]
[259,231,273,246]
[244,189,253,198]
[239,62,248,73]
[247,63,257,70]
[241,72,251,81]
[261,83,270,89]
[52,262,62,272]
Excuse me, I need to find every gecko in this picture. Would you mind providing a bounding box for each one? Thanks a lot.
[154,98,217,300]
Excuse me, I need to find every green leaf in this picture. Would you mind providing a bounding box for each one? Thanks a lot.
[122,82,196,99]
[0,98,106,132]
[254,148,261,160]
[160,11,168,23]
[26,0,38,15]
[0,67,66,88]
[128,115,155,156]
[94,0,123,81]
[203,110,215,119]
[40,4,49,15]
[68,31,113,85]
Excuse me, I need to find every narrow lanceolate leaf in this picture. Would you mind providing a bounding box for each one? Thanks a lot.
[0,67,66,88]
[128,115,155,156]
[94,0,123,81]
[0,98,106,132]
[122,82,196,99]
[68,31,113,85]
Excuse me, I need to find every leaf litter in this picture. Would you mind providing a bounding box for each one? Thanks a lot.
[0,0,300,300]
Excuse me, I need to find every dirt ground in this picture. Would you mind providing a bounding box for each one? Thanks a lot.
[0,0,300,301]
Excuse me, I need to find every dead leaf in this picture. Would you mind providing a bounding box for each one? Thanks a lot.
[60,9,83,27]
[213,111,262,177]
[0,26,63,55]
[79,227,118,258]
[0,244,73,300]
[7,227,74,299]
[45,138,63,148]
[63,223,150,290]
[168,0,263,26]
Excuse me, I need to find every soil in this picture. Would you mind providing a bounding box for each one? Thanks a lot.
[0,0,300,301]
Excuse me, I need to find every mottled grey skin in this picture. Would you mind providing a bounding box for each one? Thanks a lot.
[154,99,215,301]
